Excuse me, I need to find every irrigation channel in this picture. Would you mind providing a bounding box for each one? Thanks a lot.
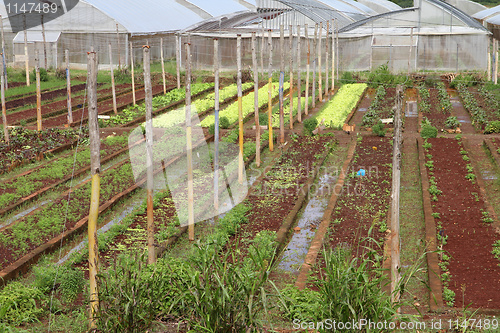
[2,71,500,330]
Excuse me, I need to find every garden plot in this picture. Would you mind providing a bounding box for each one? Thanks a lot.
[423,137,500,308]
[362,86,396,129]
[418,82,456,131]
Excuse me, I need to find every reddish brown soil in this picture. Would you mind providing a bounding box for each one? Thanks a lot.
[5,84,87,110]
[427,138,500,309]
[326,136,392,253]
[468,87,500,126]
[0,127,83,172]
[6,84,129,125]
[39,85,167,128]
[234,135,336,245]
[422,88,450,130]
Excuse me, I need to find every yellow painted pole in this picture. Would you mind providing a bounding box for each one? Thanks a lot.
[86,50,100,330]
[268,29,273,152]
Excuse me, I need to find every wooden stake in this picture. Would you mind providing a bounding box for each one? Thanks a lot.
[408,27,414,78]
[279,25,285,143]
[143,46,156,265]
[23,15,29,87]
[267,29,274,152]
[261,26,265,78]
[488,39,492,82]
[0,15,7,89]
[161,37,166,94]
[86,51,100,331]
[1,60,8,144]
[65,50,73,124]
[318,22,323,102]
[289,25,294,130]
[297,25,302,123]
[325,20,329,97]
[41,16,47,69]
[185,42,195,241]
[312,24,318,108]
[109,43,117,114]
[237,35,244,184]
[35,50,42,132]
[214,38,220,212]
[116,24,121,68]
[332,20,335,92]
[130,42,136,105]
[336,20,339,80]
[391,85,403,309]
[176,34,181,90]
[305,24,310,115]
[252,32,261,167]
[495,40,499,85]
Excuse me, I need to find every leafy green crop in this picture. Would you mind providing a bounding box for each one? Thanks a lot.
[314,83,367,129]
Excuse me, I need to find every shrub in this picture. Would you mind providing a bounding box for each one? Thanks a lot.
[372,120,386,137]
[421,124,438,139]
[484,120,500,134]
[219,116,230,129]
[30,68,49,82]
[208,123,215,135]
[0,282,45,325]
[341,71,355,83]
[303,117,318,136]
[450,74,477,89]
[33,263,85,302]
[444,116,460,129]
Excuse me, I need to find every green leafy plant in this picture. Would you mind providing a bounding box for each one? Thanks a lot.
[303,118,318,136]
[493,240,500,265]
[443,287,456,307]
[445,116,460,129]
[0,282,45,325]
[421,123,438,139]
[485,120,500,134]
[372,120,386,137]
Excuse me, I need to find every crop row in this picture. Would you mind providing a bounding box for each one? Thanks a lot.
[314,83,367,129]
[200,81,289,128]
[101,83,213,127]
[0,135,129,212]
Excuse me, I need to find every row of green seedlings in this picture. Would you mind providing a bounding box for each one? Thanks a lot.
[310,83,367,130]
[419,83,459,130]
[456,82,500,133]
[477,84,500,119]
[362,85,387,127]
[100,82,214,127]
[0,127,84,173]
[422,139,454,306]
[0,135,129,210]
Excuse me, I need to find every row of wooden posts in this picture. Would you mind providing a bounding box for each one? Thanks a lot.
[84,20,342,328]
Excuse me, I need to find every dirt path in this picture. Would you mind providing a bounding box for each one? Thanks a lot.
[449,89,476,134]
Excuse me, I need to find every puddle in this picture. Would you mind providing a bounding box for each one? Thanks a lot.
[405,102,418,117]
[57,198,143,265]
[456,116,471,123]
[481,170,498,180]
[1,200,52,229]
[277,173,337,273]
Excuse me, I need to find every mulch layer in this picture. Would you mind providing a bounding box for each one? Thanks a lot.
[427,138,500,309]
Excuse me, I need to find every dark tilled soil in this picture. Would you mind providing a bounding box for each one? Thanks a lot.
[427,138,500,309]
[5,83,87,110]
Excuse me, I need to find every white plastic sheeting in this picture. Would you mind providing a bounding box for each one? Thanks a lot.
[357,0,402,14]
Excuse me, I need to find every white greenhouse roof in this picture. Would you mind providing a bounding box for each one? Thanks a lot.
[83,0,206,33]
[485,12,500,25]
[318,0,377,16]
[183,0,251,17]
[473,4,500,20]
[358,0,402,13]
[13,31,61,43]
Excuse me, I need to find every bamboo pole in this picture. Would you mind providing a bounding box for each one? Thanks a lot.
[261,26,265,78]
[332,20,335,92]
[408,27,413,77]
[318,22,323,102]
[325,20,329,97]
[66,50,73,124]
[108,43,117,114]
[143,46,156,265]
[391,85,403,309]
[279,25,285,143]
[214,38,220,212]
[289,25,294,130]
[1,61,8,144]
[116,24,121,68]
[176,34,181,90]
[336,20,339,80]
[185,42,195,241]
[161,37,166,94]
[237,35,244,184]
[23,15,29,87]
[35,50,42,132]
[488,39,492,82]
[0,15,7,89]
[130,42,136,105]
[87,50,100,330]
[267,29,274,152]
[312,24,318,108]
[305,24,310,115]
[297,24,302,123]
[252,32,261,167]
[41,16,47,69]
[495,40,499,85]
